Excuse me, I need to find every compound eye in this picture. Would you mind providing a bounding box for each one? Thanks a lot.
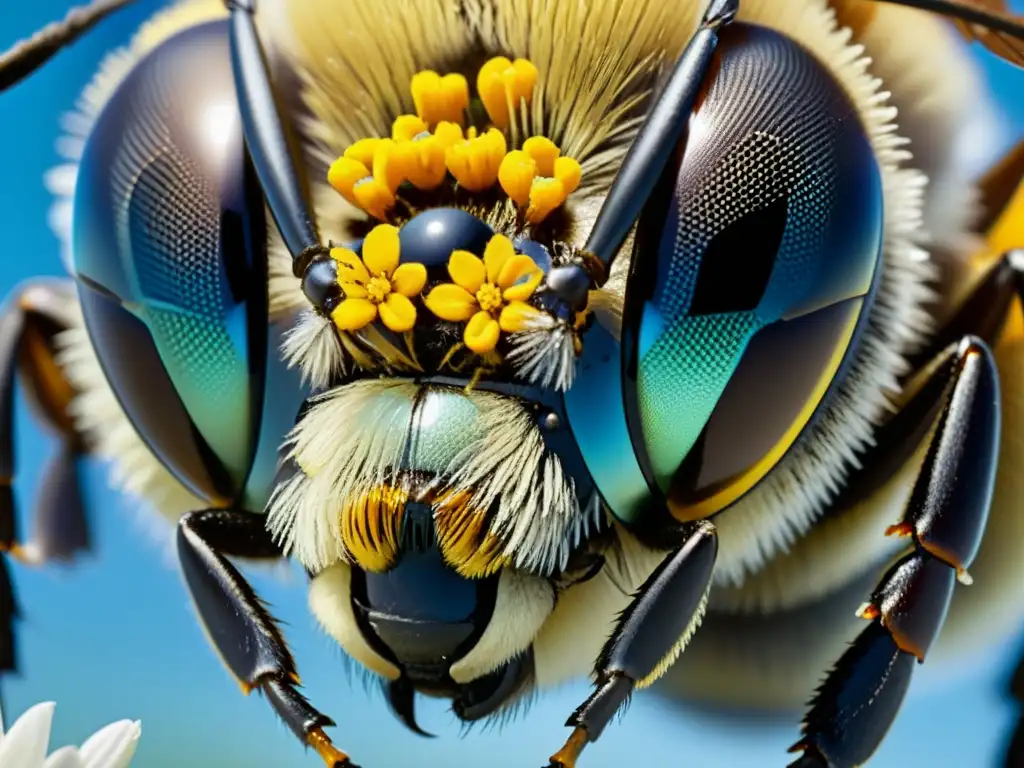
[623,24,884,518]
[72,20,267,504]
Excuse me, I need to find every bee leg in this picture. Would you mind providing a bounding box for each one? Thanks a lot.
[0,280,91,677]
[788,336,999,768]
[177,510,355,768]
[546,521,718,768]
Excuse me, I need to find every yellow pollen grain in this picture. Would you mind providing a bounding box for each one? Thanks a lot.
[475,283,503,313]
[366,275,392,303]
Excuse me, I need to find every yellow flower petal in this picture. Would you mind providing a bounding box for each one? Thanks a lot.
[425,283,478,322]
[433,121,464,148]
[483,234,515,283]
[351,178,396,221]
[327,157,371,207]
[448,250,486,294]
[392,115,429,142]
[446,129,507,192]
[392,262,427,296]
[477,57,537,131]
[344,139,384,168]
[394,136,448,191]
[332,298,378,332]
[330,248,370,284]
[379,293,417,333]
[498,254,543,300]
[526,177,567,224]
[464,311,501,354]
[523,136,559,177]
[505,59,538,111]
[362,224,401,277]
[477,56,513,130]
[499,300,545,333]
[339,281,369,299]
[554,156,582,196]
[498,150,537,207]
[371,139,405,195]
[411,70,469,127]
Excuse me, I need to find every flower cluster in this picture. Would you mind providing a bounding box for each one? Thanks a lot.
[327,57,582,225]
[330,225,545,356]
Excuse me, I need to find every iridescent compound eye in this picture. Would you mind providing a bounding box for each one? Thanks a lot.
[72,20,268,505]
[624,23,884,519]
[568,23,884,526]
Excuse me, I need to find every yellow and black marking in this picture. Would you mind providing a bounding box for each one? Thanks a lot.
[339,484,409,573]
[433,488,509,578]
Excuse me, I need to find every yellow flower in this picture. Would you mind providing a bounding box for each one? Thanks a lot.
[327,139,406,221]
[477,57,538,131]
[330,224,427,334]
[411,70,469,127]
[499,136,582,223]
[446,128,507,192]
[424,234,546,354]
[389,118,464,191]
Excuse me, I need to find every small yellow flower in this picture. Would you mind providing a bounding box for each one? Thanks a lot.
[411,70,470,127]
[424,234,546,354]
[477,57,538,131]
[330,224,427,334]
[446,128,507,192]
[327,140,406,221]
[499,136,582,224]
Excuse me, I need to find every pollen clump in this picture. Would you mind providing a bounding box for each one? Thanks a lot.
[410,70,469,127]
[477,56,539,131]
[326,56,581,225]
[499,136,583,223]
[446,128,507,192]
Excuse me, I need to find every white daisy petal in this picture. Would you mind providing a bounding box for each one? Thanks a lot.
[0,701,55,768]
[43,746,86,768]
[79,720,141,768]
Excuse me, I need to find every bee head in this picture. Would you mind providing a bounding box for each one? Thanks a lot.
[268,377,603,729]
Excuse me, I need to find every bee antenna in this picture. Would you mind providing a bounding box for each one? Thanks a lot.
[226,0,328,295]
[0,0,136,94]
[581,0,738,274]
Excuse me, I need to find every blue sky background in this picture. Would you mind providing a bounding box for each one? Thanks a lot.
[0,2,1022,766]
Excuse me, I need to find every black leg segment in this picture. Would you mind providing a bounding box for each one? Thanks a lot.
[547,521,717,768]
[177,509,353,767]
[790,336,1000,768]
[0,281,91,678]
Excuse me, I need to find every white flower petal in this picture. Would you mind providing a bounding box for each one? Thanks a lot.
[0,701,55,768]
[80,720,141,768]
[44,746,86,768]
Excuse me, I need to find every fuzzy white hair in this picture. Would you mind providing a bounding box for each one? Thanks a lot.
[266,380,603,576]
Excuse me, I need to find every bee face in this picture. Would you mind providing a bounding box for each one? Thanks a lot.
[16,0,1023,762]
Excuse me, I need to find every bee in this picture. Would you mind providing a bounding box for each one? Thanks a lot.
[1,0,1023,766]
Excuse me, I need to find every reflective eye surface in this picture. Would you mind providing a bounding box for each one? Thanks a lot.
[623,23,883,519]
[72,21,267,504]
